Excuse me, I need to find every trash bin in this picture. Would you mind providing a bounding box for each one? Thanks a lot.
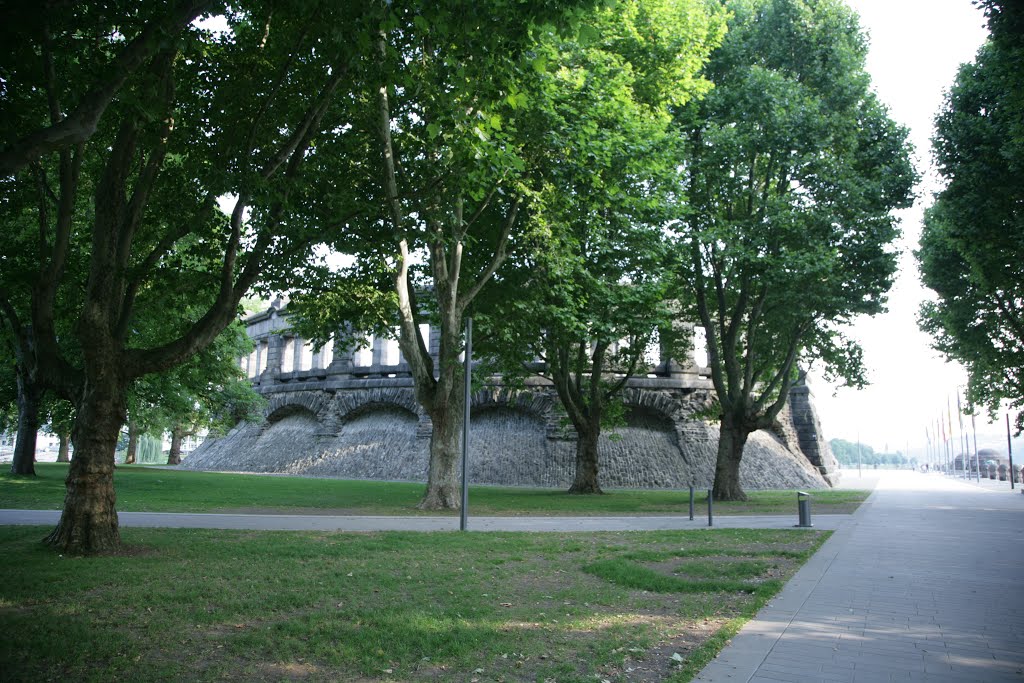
[797,491,813,528]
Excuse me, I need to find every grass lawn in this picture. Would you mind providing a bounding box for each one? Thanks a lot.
[0,525,830,682]
[0,463,870,516]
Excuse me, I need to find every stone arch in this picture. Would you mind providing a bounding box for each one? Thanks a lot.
[318,398,425,481]
[342,400,419,424]
[330,387,422,422]
[466,402,565,487]
[263,391,332,423]
[470,387,554,420]
[619,387,683,422]
[597,392,690,488]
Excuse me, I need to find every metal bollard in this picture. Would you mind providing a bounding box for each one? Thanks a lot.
[707,489,714,527]
[796,491,813,528]
[689,486,695,521]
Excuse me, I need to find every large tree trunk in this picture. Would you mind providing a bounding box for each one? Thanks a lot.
[568,420,603,494]
[167,426,184,465]
[44,376,125,554]
[11,373,42,475]
[417,384,463,510]
[124,419,138,465]
[713,412,751,501]
[56,431,71,462]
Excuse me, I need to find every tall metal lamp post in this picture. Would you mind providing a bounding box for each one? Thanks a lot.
[460,318,472,531]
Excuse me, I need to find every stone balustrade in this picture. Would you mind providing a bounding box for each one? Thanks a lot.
[239,303,713,395]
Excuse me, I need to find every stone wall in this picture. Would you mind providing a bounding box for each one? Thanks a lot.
[185,304,840,490]
[185,382,833,491]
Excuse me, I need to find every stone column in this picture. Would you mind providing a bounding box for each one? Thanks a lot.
[262,333,284,384]
[252,339,266,384]
[328,328,354,376]
[656,322,698,377]
[367,336,384,377]
[293,336,304,372]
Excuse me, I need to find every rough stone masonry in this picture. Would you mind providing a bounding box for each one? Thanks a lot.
[184,303,841,490]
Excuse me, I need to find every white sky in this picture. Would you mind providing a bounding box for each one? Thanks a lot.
[807,0,1005,457]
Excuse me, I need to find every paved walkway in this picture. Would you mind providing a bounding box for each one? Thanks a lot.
[696,470,1024,683]
[0,509,849,532]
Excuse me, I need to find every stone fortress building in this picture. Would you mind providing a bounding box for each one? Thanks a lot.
[184,301,842,490]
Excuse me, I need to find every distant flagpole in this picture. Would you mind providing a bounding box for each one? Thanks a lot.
[939,415,947,474]
[971,411,980,483]
[956,391,967,479]
[925,425,932,470]
[1008,414,1016,491]
[947,396,956,475]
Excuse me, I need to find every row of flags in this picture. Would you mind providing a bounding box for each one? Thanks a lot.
[922,390,1017,482]
[922,390,974,471]
[923,391,971,449]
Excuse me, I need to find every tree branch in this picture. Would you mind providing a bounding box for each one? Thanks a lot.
[458,197,520,308]
[692,240,728,402]
[604,335,648,400]
[549,343,586,431]
[741,282,769,393]
[0,0,214,175]
[993,291,1024,340]
[114,222,193,343]
[117,49,178,277]
[127,63,346,378]
[752,321,808,422]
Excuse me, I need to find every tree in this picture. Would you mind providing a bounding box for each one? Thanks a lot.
[918,0,1024,432]
[0,323,75,468]
[672,0,916,500]
[478,0,724,494]
[1,113,92,476]
[43,399,76,463]
[0,307,43,474]
[1,1,368,553]
[292,1,595,510]
[0,357,18,442]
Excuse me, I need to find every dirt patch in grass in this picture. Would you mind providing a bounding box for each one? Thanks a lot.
[255,661,323,681]
[607,617,728,682]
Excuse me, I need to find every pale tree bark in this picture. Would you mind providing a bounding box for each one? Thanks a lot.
[569,421,603,494]
[546,337,647,495]
[12,370,42,475]
[712,410,752,501]
[56,431,70,463]
[167,425,185,465]
[418,382,464,509]
[551,342,609,495]
[44,359,126,554]
[124,420,139,465]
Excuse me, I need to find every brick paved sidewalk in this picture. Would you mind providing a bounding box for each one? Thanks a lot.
[695,470,1024,683]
